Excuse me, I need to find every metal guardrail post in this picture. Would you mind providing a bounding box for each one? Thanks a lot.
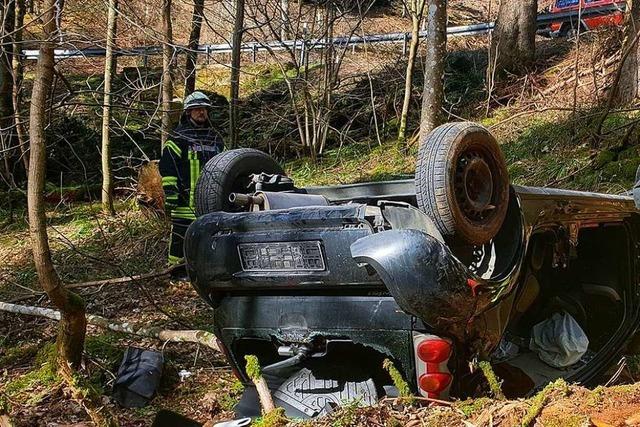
[252,44,258,62]
[402,32,408,58]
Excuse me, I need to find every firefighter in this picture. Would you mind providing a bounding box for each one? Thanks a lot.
[159,91,223,273]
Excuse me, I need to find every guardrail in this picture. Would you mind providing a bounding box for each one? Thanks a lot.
[21,2,626,61]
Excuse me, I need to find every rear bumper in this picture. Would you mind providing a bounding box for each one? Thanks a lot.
[214,294,423,419]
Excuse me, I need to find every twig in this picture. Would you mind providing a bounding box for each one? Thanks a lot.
[66,265,178,289]
[9,265,180,303]
[245,355,275,413]
[0,301,220,352]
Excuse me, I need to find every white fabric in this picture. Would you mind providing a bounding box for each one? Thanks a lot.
[529,312,589,368]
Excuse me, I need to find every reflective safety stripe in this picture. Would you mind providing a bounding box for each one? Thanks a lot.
[172,206,196,220]
[162,176,178,187]
[189,150,200,209]
[165,140,181,157]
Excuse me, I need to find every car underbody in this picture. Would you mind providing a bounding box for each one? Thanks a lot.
[185,123,640,419]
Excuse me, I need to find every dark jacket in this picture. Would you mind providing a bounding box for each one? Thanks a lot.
[159,115,223,215]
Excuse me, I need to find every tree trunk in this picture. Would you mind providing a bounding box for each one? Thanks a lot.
[0,0,16,185]
[101,0,118,215]
[489,0,537,77]
[161,0,174,147]
[280,0,290,40]
[398,0,425,142]
[615,0,640,104]
[184,0,204,95]
[229,0,245,149]
[12,0,28,174]
[0,301,221,352]
[419,0,447,141]
[27,0,87,369]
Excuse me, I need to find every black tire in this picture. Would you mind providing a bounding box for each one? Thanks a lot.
[195,148,284,216]
[415,122,509,246]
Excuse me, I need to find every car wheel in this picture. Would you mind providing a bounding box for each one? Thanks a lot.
[415,122,509,246]
[195,148,285,216]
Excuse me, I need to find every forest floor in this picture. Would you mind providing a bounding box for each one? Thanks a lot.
[5,2,640,426]
[1,203,640,426]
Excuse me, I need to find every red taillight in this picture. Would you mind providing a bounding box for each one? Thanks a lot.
[419,372,452,393]
[417,339,452,364]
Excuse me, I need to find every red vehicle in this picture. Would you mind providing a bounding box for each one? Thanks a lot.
[545,0,625,37]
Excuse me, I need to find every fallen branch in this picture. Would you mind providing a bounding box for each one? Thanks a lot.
[9,265,180,303]
[66,265,179,290]
[0,301,219,352]
[245,355,276,413]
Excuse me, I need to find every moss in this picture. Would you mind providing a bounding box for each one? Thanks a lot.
[329,400,359,427]
[0,394,9,413]
[588,385,606,407]
[521,379,569,427]
[217,379,245,411]
[0,342,39,369]
[84,333,123,363]
[4,343,60,405]
[594,150,616,168]
[382,359,413,402]
[244,355,262,381]
[455,397,492,417]
[253,407,288,427]
[541,414,587,427]
[478,361,505,400]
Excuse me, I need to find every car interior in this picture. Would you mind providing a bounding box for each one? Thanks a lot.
[495,222,630,396]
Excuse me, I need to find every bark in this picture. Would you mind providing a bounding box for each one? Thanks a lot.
[101,0,118,215]
[0,301,221,352]
[398,0,425,142]
[58,362,119,427]
[0,416,13,427]
[0,0,16,184]
[615,0,640,104]
[229,0,245,149]
[254,377,275,413]
[489,0,537,77]
[419,0,447,141]
[12,0,28,173]
[280,0,290,40]
[161,0,174,147]
[184,0,204,95]
[27,0,87,369]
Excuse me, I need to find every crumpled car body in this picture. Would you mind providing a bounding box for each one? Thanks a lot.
[185,179,640,417]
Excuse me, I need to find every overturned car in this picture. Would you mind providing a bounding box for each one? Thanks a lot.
[184,122,640,418]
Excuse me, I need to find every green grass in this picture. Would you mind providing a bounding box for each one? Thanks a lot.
[286,140,415,187]
[498,109,640,193]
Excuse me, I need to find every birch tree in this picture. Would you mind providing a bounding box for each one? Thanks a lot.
[398,0,426,142]
[419,0,447,140]
[101,0,118,215]
[28,0,87,368]
[161,0,174,146]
